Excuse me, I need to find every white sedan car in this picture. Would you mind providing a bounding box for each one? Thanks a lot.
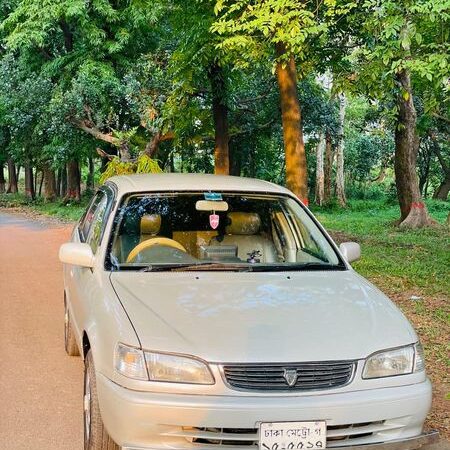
[60,173,438,450]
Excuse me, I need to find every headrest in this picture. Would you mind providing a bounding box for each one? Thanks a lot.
[140,214,161,236]
[226,212,261,235]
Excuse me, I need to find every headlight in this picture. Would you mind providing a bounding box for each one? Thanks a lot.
[144,351,214,384]
[363,343,425,379]
[114,343,214,384]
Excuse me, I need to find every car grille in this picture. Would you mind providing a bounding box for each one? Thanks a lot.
[222,361,355,391]
[171,420,403,448]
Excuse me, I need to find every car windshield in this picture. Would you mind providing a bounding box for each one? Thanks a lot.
[108,192,343,271]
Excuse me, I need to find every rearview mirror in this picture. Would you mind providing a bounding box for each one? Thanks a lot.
[339,242,361,263]
[59,243,95,268]
[195,200,229,212]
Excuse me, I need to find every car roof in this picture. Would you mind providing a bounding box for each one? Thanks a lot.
[106,173,292,196]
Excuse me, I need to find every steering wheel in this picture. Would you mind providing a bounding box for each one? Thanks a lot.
[126,238,187,263]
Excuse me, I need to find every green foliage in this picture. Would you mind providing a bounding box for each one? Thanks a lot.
[346,0,449,111]
[100,154,162,184]
[211,0,337,67]
[0,0,448,211]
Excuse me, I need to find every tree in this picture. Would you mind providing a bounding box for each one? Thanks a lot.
[211,0,340,202]
[209,64,230,174]
[315,134,326,205]
[1,0,166,190]
[432,141,450,200]
[6,158,18,193]
[348,0,448,227]
[164,0,234,174]
[335,93,347,206]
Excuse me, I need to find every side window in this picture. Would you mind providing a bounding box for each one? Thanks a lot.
[86,195,109,254]
[80,193,104,241]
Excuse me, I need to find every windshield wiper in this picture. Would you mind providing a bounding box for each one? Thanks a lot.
[139,263,192,272]
[251,262,346,272]
[172,262,253,272]
[132,262,344,272]
[138,262,253,272]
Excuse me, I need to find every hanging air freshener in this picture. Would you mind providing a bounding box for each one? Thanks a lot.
[209,213,219,229]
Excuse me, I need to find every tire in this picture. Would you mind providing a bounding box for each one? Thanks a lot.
[84,351,121,450]
[64,294,80,356]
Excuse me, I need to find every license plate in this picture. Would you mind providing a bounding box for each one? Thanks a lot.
[260,421,326,450]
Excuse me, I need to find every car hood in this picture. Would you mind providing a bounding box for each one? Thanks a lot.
[110,270,416,363]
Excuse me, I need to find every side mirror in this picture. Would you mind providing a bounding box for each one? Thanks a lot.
[59,243,95,268]
[339,242,361,263]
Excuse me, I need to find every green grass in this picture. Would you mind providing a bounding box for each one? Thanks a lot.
[0,193,89,222]
[312,199,450,297]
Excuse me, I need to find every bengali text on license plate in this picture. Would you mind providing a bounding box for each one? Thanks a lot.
[260,421,326,450]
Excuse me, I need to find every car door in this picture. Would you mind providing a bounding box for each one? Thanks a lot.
[67,189,113,345]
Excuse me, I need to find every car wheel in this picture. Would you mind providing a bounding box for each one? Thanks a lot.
[64,294,80,356]
[84,351,121,450]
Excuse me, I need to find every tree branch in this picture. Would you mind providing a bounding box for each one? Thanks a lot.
[144,131,175,157]
[70,118,120,145]
[96,148,115,161]
[432,112,450,125]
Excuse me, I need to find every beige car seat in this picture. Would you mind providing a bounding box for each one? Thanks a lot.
[140,214,161,242]
[211,212,277,262]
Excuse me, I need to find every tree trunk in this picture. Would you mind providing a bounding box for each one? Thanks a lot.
[24,164,35,200]
[61,165,68,197]
[433,176,450,200]
[431,139,450,200]
[86,157,95,192]
[394,69,433,228]
[335,93,347,207]
[208,64,230,175]
[229,142,242,176]
[275,43,308,204]
[34,168,37,194]
[0,164,5,193]
[169,152,175,173]
[64,160,81,202]
[315,134,325,205]
[38,171,44,197]
[43,166,57,201]
[6,158,18,194]
[56,168,62,197]
[323,132,333,203]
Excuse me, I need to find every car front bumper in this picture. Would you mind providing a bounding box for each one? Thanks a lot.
[96,373,436,450]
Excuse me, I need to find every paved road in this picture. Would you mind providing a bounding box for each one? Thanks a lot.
[0,210,447,450]
[0,211,83,450]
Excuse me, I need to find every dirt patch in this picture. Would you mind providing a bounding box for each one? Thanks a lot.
[328,231,358,244]
[388,290,449,440]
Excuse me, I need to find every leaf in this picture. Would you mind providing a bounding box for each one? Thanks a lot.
[401,36,411,50]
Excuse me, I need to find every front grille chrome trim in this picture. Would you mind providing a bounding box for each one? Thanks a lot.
[220,360,357,392]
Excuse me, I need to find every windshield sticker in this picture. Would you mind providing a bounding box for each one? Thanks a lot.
[209,214,220,229]
[204,192,223,201]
